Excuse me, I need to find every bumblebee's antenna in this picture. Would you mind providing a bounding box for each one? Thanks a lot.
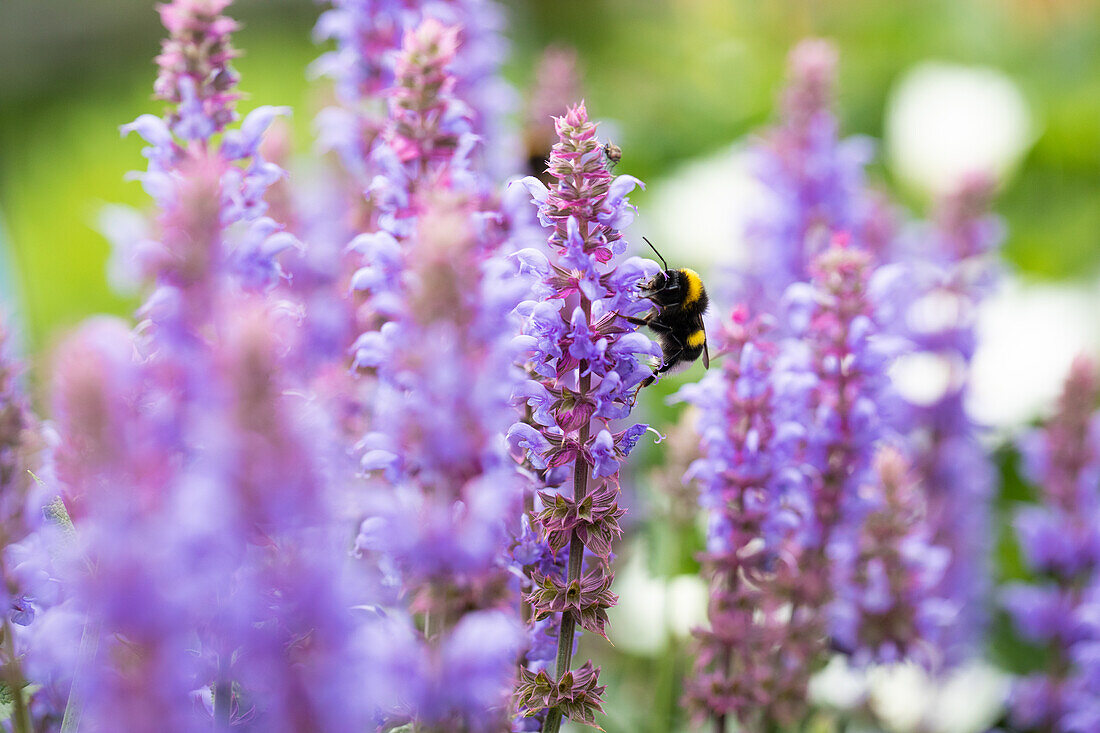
[642,237,669,271]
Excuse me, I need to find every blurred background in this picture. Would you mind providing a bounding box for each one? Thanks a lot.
[2,0,1099,730]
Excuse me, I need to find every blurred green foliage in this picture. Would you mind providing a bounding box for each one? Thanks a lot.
[0,2,320,360]
[1,2,1099,730]
[507,0,1100,280]
[3,0,1099,357]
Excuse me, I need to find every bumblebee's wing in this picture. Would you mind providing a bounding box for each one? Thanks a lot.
[696,314,710,369]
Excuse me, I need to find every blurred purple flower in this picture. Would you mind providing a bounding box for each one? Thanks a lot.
[889,175,1004,661]
[0,317,57,729]
[154,0,241,139]
[352,189,530,728]
[678,308,819,729]
[827,446,953,667]
[27,4,377,730]
[742,40,878,305]
[314,0,515,182]
[1006,356,1100,732]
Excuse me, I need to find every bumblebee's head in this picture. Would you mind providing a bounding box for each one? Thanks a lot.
[641,269,668,290]
[638,269,682,306]
[637,238,708,310]
[638,267,708,311]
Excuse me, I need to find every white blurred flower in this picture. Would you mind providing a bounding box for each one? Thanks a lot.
[885,63,1033,195]
[926,662,1010,733]
[607,548,669,656]
[811,658,1007,733]
[890,351,961,407]
[606,547,709,656]
[95,203,153,295]
[810,655,871,711]
[969,274,1100,429]
[666,574,708,639]
[868,663,934,733]
[640,144,767,271]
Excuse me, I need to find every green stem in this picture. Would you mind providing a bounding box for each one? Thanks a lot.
[542,302,594,733]
[3,619,30,733]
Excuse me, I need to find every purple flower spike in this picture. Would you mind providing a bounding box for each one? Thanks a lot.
[0,317,56,727]
[509,101,653,733]
[827,446,952,667]
[0,319,47,540]
[154,0,241,139]
[679,308,820,730]
[345,15,488,337]
[387,19,466,168]
[46,303,370,732]
[896,174,1004,661]
[27,5,378,729]
[111,1,296,307]
[1006,356,1100,732]
[682,228,948,729]
[352,189,530,729]
[797,242,896,550]
[740,39,877,306]
[313,0,514,184]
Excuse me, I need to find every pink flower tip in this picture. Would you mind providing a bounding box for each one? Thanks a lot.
[788,38,838,89]
[784,38,838,120]
[404,17,461,61]
[562,101,590,128]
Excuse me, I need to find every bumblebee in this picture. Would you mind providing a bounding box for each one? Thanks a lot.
[623,238,710,388]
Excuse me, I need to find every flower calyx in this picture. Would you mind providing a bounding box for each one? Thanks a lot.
[515,661,607,730]
[528,567,618,641]
[536,483,624,561]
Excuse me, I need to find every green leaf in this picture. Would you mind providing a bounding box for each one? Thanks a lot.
[43,495,76,536]
[0,683,41,724]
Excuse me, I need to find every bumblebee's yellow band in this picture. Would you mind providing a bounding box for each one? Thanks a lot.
[681,268,703,307]
[687,329,706,348]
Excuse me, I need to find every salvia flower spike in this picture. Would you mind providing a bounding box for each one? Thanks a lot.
[509,102,656,732]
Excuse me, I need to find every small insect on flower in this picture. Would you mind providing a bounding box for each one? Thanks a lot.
[603,141,622,169]
[623,238,710,389]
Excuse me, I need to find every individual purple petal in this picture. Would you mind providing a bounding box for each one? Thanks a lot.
[589,430,617,479]
[220,105,291,160]
[120,114,174,147]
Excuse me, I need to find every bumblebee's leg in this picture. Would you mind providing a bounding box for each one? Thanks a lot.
[637,330,686,398]
[635,341,685,403]
[624,312,684,400]
[655,328,688,372]
[647,322,676,334]
[631,375,654,406]
[614,310,659,329]
[656,344,686,374]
